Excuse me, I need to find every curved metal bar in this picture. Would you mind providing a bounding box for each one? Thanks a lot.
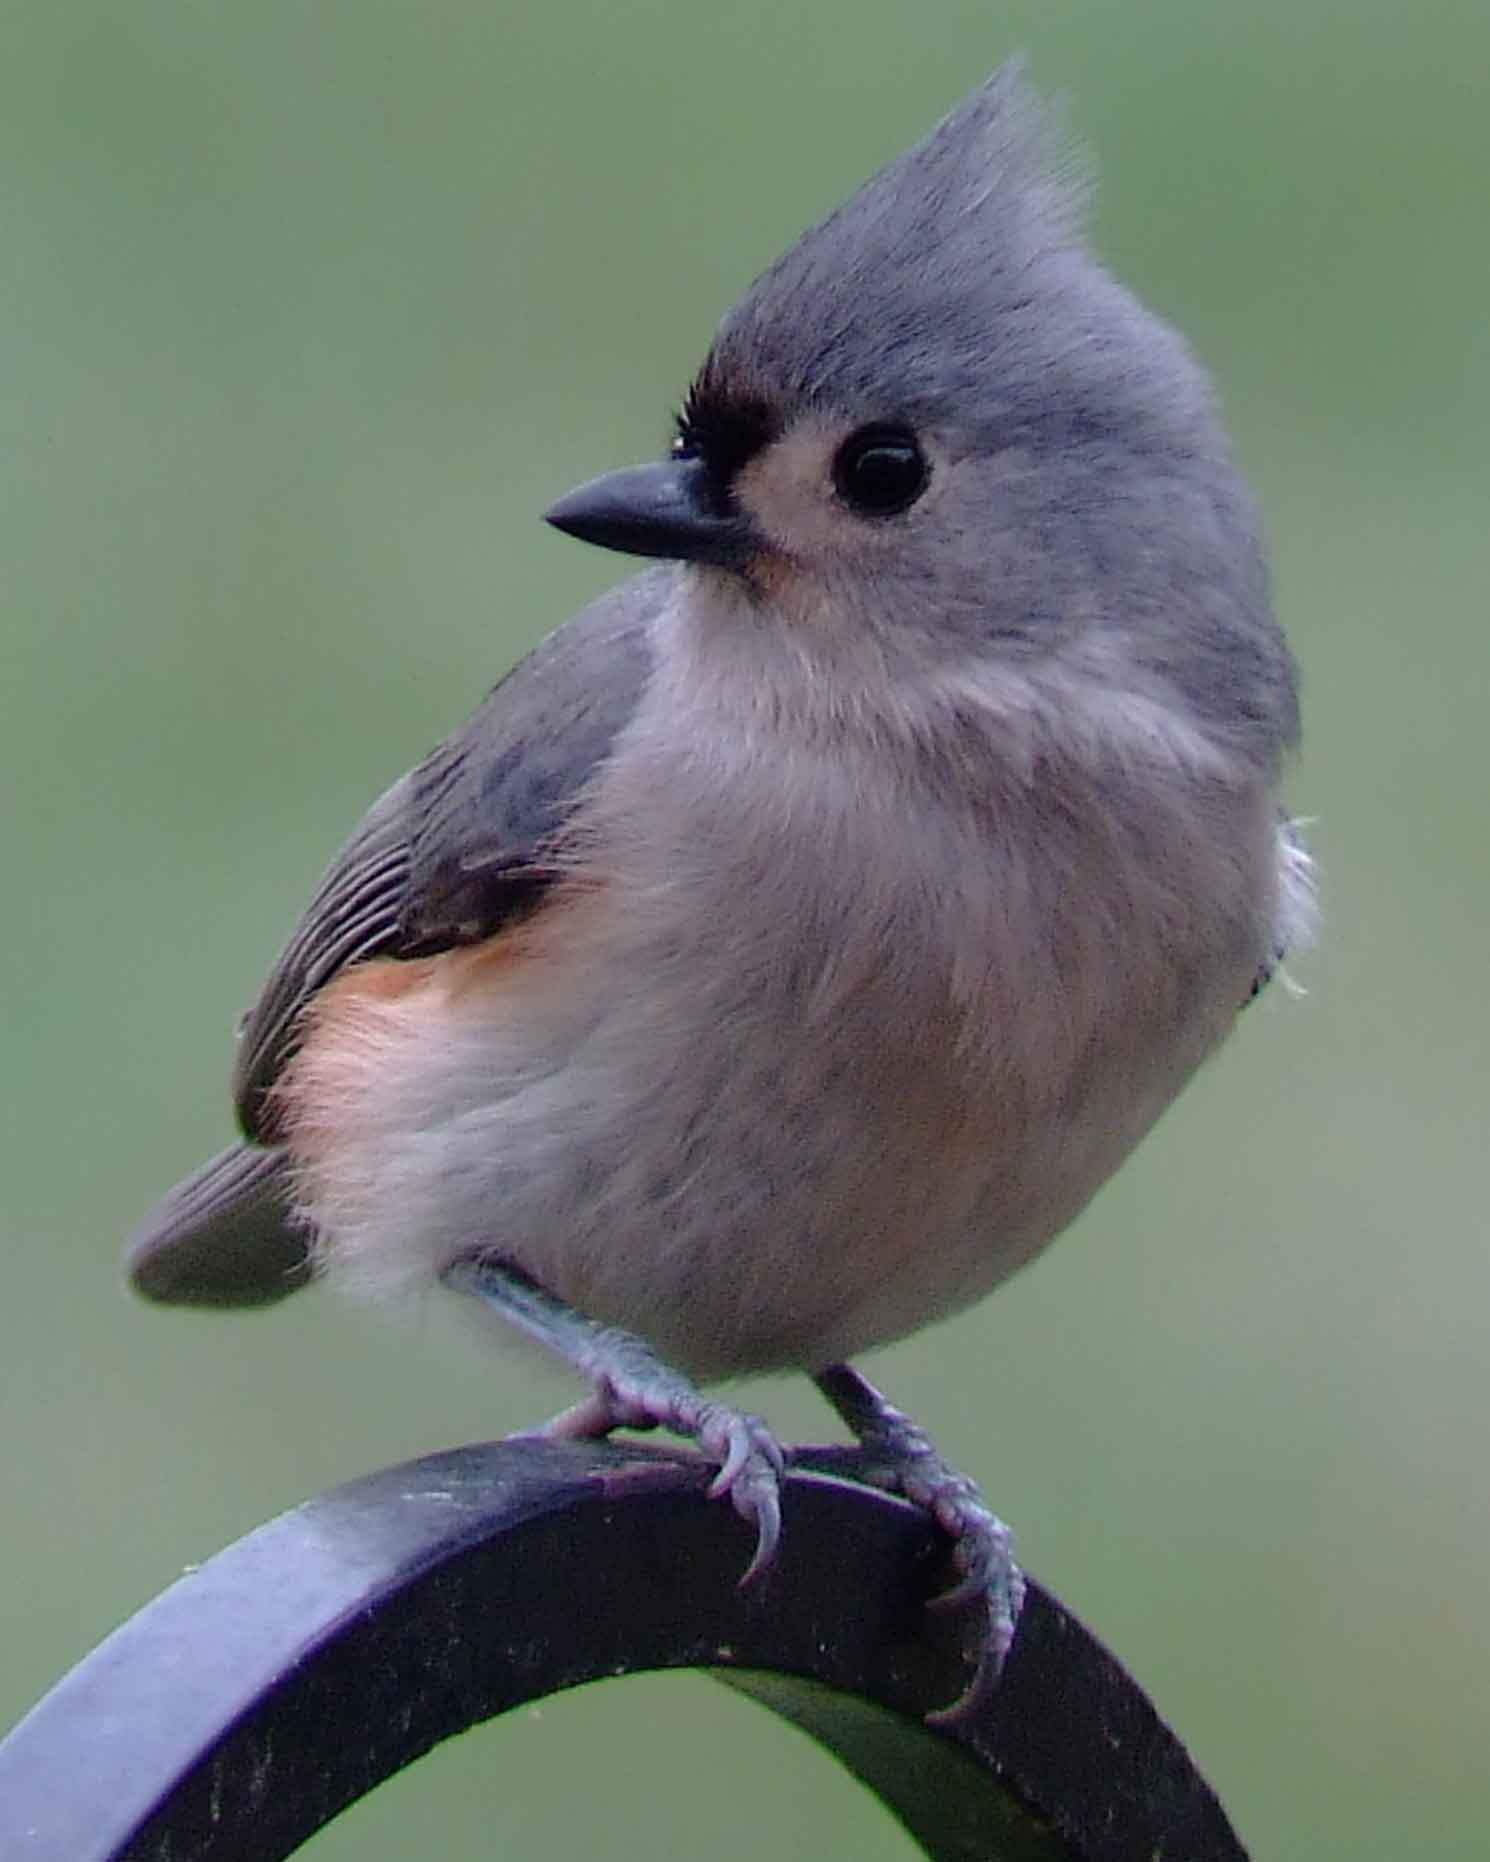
[0,1439,1248,1860]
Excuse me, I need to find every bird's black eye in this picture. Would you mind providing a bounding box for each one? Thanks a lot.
[831,425,929,517]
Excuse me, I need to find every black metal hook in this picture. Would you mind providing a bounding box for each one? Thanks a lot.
[0,1438,1248,1860]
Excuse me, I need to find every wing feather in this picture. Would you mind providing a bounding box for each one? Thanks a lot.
[231,578,657,1141]
[128,576,661,1304]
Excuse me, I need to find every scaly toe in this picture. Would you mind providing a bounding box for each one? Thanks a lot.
[533,1386,647,1440]
[924,1569,1028,1728]
[927,1499,1016,1610]
[923,1518,1026,1728]
[694,1406,785,1582]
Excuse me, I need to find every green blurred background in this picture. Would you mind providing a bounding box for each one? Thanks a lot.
[3,1,1486,1855]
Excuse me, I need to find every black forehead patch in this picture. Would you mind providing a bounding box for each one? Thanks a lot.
[675,376,779,488]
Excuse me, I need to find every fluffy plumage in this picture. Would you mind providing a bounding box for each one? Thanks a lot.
[129,66,1310,1389]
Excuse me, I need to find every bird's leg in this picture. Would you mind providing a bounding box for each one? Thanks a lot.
[813,1362,1025,1723]
[443,1256,784,1582]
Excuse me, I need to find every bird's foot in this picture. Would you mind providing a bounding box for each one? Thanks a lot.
[540,1350,784,1581]
[814,1363,1025,1726]
[443,1256,784,1582]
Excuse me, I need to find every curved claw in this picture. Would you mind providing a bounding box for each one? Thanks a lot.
[923,1496,1024,1720]
[924,1552,1027,1728]
[697,1406,785,1583]
[924,1565,1028,1728]
[732,1470,783,1585]
[534,1379,786,1589]
[810,1365,1028,1726]
[449,1259,786,1592]
[703,1410,753,1497]
[927,1502,1015,1610]
[929,1566,997,1614]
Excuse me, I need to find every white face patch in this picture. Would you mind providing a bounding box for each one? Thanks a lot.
[732,417,944,574]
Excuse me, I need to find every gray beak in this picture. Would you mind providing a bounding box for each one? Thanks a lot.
[544,459,760,567]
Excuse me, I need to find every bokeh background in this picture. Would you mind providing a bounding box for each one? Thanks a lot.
[4,2,1486,1856]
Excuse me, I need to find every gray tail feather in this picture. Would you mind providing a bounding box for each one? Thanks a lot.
[126,1143,312,1309]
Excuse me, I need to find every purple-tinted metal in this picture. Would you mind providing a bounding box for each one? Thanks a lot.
[0,1438,1248,1860]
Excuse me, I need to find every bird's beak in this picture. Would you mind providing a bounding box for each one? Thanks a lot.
[544,458,761,567]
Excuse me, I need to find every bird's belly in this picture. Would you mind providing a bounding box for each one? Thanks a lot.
[276,886,1235,1380]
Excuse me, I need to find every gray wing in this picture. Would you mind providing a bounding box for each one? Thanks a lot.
[127,572,662,1307]
[233,577,660,1139]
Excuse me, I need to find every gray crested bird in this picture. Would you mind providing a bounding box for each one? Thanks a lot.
[127,65,1311,1720]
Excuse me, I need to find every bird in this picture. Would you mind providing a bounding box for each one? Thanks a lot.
[126,64,1311,1722]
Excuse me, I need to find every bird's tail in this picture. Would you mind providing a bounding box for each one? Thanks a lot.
[126,1143,311,1309]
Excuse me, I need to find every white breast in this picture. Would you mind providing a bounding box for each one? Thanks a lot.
[283,691,1289,1380]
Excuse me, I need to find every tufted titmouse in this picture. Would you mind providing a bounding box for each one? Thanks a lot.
[127,66,1311,1719]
